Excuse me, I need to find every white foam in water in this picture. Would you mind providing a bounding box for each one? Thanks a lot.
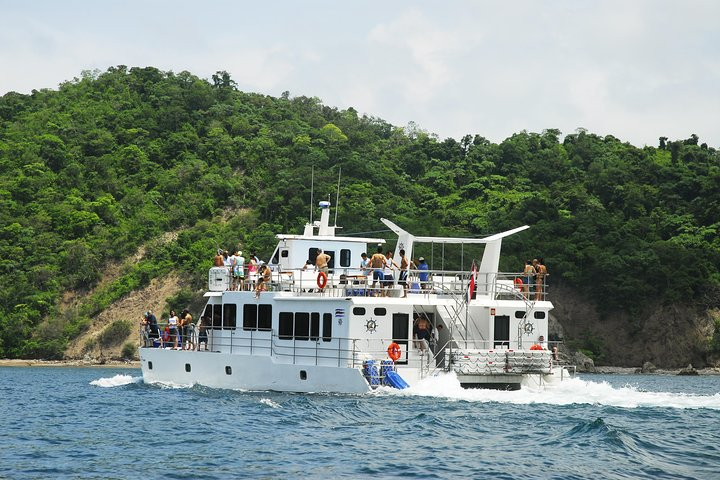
[260,398,281,408]
[382,372,720,410]
[90,374,142,388]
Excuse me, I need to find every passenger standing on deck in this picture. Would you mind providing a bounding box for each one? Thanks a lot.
[315,248,330,274]
[417,257,430,292]
[398,249,415,298]
[255,262,272,297]
[213,249,225,267]
[181,309,195,351]
[247,252,259,291]
[232,250,245,291]
[535,258,548,301]
[523,260,535,299]
[359,253,369,272]
[369,246,387,296]
[168,310,179,349]
[383,250,399,295]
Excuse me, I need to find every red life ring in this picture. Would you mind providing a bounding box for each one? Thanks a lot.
[514,277,523,290]
[530,344,543,350]
[317,271,328,289]
[162,327,170,342]
[387,342,402,361]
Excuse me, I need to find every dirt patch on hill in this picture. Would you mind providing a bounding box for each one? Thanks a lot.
[65,274,184,360]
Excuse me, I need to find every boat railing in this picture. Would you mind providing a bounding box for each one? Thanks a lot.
[140,325,436,370]
[207,267,549,300]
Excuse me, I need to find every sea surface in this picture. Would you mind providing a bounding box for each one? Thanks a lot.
[1,367,719,479]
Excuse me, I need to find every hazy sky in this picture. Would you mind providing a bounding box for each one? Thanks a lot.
[2,0,719,147]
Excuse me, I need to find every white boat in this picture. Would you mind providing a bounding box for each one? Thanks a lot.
[140,201,574,393]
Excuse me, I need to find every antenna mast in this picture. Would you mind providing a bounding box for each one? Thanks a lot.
[334,166,341,226]
[310,165,315,224]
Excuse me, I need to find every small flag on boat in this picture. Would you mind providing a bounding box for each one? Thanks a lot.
[467,261,477,303]
[335,308,345,318]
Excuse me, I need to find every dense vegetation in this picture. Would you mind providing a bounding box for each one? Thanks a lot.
[1,66,719,359]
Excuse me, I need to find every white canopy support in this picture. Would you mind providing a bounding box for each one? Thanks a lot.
[380,219,529,274]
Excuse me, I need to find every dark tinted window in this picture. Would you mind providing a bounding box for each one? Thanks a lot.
[322,313,332,342]
[311,312,320,341]
[534,311,546,319]
[515,311,526,319]
[353,307,366,315]
[340,249,351,267]
[223,304,237,329]
[243,304,257,330]
[279,312,293,339]
[295,312,310,340]
[258,304,272,330]
[374,307,387,316]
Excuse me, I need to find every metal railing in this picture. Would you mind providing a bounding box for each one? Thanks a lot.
[208,267,549,300]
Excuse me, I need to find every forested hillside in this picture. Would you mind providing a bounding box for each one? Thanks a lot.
[1,66,719,363]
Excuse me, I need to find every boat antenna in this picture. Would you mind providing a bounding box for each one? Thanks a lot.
[334,166,341,226]
[310,165,315,224]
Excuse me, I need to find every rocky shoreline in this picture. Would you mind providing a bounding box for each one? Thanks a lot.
[0,358,140,368]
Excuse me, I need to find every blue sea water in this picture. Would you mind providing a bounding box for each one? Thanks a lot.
[1,367,719,479]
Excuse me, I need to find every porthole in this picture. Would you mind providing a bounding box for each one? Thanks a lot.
[534,312,546,319]
[353,307,366,315]
[225,366,232,375]
[515,311,526,319]
[185,363,191,373]
[148,361,153,370]
[300,370,307,380]
[374,307,387,316]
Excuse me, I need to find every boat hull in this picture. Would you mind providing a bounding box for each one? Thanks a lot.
[140,348,371,394]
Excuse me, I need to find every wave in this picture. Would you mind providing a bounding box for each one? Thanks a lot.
[89,374,142,388]
[383,372,720,409]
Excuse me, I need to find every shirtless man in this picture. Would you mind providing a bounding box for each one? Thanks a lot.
[398,249,415,298]
[369,246,387,296]
[315,248,330,274]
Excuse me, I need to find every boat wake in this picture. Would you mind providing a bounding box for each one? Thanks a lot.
[90,374,143,388]
[380,372,720,410]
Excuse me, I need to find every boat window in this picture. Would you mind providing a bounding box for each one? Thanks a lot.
[212,305,222,330]
[258,304,272,330]
[270,246,280,265]
[310,312,320,341]
[309,248,336,270]
[295,312,310,340]
[243,304,257,330]
[300,370,307,380]
[340,249,351,267]
[225,366,232,375]
[353,307,366,315]
[223,304,237,329]
[515,311,526,319]
[534,311,546,319]
[279,312,293,339]
[322,313,332,342]
[185,363,191,372]
[281,249,289,258]
[374,308,387,316]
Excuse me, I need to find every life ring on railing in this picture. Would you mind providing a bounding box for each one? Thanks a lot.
[317,271,328,289]
[530,344,543,350]
[162,327,170,342]
[514,277,523,290]
[387,342,402,362]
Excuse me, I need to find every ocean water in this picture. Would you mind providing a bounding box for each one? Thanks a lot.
[1,367,719,479]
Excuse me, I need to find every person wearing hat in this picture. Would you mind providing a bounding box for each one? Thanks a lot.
[417,257,430,292]
[231,250,245,291]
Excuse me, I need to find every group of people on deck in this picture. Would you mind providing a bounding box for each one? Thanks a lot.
[361,246,426,297]
[522,258,549,300]
[213,248,271,294]
[140,309,209,350]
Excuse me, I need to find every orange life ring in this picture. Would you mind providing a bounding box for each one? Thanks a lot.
[387,342,402,361]
[514,277,523,290]
[530,344,543,350]
[317,271,328,289]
